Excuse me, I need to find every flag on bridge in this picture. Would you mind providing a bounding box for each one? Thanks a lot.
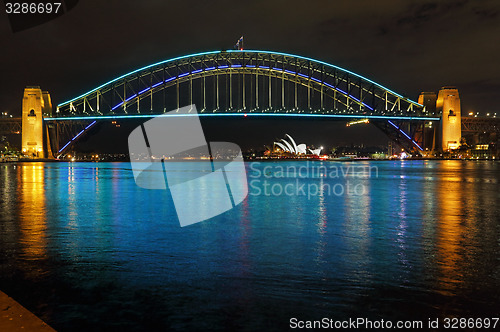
[235,36,244,50]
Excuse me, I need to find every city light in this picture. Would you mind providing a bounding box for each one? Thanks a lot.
[346,118,369,127]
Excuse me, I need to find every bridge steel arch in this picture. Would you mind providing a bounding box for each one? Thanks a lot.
[56,50,431,117]
[51,50,439,156]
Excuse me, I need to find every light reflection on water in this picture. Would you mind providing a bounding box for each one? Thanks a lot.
[19,165,48,262]
[0,160,499,331]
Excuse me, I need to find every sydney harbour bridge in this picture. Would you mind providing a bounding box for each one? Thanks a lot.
[3,49,498,157]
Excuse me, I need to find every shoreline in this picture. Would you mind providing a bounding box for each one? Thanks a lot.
[0,291,55,331]
[1,158,498,163]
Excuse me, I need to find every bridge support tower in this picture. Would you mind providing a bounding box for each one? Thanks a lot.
[419,87,461,153]
[437,87,461,151]
[21,86,53,158]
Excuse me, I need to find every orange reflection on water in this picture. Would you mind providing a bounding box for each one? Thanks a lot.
[435,162,466,296]
[17,164,48,260]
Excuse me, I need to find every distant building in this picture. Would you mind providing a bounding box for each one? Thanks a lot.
[272,134,322,156]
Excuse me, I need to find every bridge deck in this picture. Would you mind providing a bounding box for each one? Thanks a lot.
[44,113,440,121]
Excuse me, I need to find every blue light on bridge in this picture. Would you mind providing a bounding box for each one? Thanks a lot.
[124,94,137,102]
[58,141,71,153]
[101,64,379,113]
[58,120,97,153]
[58,50,424,108]
[137,87,151,95]
[84,121,97,130]
[323,82,348,97]
[73,129,85,140]
[388,120,423,151]
[46,114,440,121]
[52,116,429,156]
[52,50,432,157]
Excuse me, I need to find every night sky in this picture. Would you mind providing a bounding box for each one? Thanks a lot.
[2,0,499,150]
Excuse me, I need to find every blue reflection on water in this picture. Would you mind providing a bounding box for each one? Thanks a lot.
[0,161,499,331]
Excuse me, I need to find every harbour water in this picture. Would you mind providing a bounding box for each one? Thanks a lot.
[0,161,499,331]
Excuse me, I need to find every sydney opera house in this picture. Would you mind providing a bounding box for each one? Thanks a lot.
[272,134,322,156]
